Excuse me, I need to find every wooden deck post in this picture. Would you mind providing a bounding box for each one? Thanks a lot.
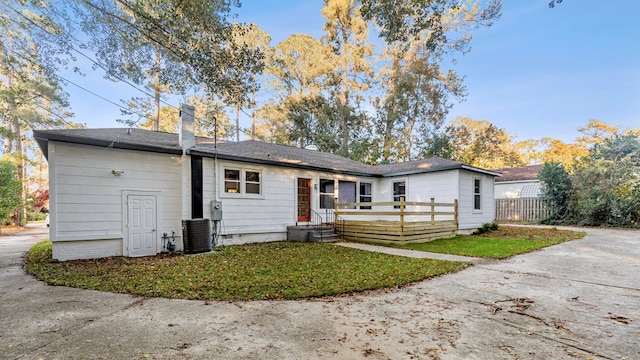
[454,199,459,231]
[430,197,435,223]
[400,196,405,243]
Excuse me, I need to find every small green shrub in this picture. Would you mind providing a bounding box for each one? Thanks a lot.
[472,222,499,235]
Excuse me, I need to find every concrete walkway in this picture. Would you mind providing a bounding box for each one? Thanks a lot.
[2,224,639,359]
[335,242,483,263]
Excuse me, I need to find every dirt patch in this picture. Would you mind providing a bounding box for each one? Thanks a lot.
[0,225,26,236]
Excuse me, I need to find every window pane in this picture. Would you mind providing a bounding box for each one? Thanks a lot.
[320,179,334,193]
[393,181,406,208]
[320,195,334,209]
[246,171,260,182]
[320,179,335,209]
[225,169,240,180]
[393,181,406,197]
[224,169,240,193]
[360,182,372,210]
[246,183,260,194]
[474,178,481,210]
[225,181,240,193]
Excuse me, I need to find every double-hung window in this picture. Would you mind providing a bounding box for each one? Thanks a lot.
[359,182,372,210]
[245,171,261,194]
[393,180,406,209]
[224,169,241,193]
[473,177,481,211]
[319,179,335,209]
[224,168,262,195]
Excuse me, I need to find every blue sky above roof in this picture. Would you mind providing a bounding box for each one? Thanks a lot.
[60,0,639,144]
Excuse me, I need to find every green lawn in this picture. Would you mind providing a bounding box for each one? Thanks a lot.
[25,241,467,301]
[398,226,585,259]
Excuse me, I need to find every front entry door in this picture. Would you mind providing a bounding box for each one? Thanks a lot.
[297,178,311,222]
[128,195,157,257]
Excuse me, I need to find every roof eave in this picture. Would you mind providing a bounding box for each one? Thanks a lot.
[188,149,379,177]
[33,131,183,156]
[460,165,502,177]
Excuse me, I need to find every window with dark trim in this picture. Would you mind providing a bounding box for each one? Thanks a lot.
[393,180,406,209]
[359,182,372,210]
[319,179,335,209]
[474,178,481,210]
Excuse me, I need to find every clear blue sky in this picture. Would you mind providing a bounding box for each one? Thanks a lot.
[61,0,639,143]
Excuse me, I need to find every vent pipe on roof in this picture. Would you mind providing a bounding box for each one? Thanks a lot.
[179,104,195,153]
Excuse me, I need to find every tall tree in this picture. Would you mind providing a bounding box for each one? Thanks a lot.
[444,117,524,169]
[516,139,542,165]
[375,42,465,162]
[267,34,334,102]
[1,1,74,225]
[568,133,640,227]
[0,160,21,225]
[230,23,271,141]
[576,119,619,148]
[539,137,588,170]
[538,162,572,224]
[260,33,334,145]
[18,0,264,130]
[371,0,501,163]
[322,0,374,156]
[360,0,502,46]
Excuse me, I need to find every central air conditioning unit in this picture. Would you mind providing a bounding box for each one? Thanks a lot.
[181,218,211,254]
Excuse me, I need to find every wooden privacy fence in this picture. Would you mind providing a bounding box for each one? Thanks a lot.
[495,197,551,223]
[334,198,458,244]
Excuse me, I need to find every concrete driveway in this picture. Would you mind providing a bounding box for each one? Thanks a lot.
[1,224,638,359]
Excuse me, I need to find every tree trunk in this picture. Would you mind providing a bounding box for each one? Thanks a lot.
[153,45,161,131]
[250,88,256,139]
[235,105,240,142]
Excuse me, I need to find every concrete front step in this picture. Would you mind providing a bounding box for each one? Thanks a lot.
[309,231,340,243]
[287,225,340,243]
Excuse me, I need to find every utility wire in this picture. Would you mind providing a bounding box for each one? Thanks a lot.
[2,3,179,111]
[32,102,77,128]
[78,0,187,62]
[8,46,149,120]
[53,73,143,116]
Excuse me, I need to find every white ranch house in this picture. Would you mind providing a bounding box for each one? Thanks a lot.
[34,105,500,261]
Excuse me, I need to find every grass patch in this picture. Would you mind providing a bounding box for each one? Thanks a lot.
[25,241,467,301]
[398,226,585,259]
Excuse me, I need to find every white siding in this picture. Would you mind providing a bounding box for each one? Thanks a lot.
[458,170,496,231]
[382,171,460,203]
[48,140,498,257]
[205,159,375,245]
[495,180,540,199]
[49,142,183,260]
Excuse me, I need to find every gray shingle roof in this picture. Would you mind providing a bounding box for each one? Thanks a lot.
[192,140,379,176]
[495,164,543,182]
[33,128,499,177]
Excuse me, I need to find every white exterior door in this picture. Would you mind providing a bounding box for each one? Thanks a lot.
[128,195,157,257]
